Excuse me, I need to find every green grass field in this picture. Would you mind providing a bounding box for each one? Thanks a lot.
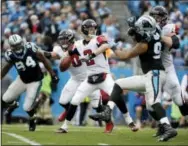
[1,124,188,145]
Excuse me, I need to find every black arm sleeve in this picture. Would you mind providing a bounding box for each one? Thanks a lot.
[171,35,180,49]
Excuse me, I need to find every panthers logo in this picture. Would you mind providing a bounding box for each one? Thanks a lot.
[142,20,152,28]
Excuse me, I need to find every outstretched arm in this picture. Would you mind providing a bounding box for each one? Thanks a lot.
[43,51,61,60]
[1,61,13,79]
[112,42,148,60]
[36,51,56,76]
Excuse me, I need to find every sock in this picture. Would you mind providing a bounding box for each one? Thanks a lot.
[114,95,128,114]
[27,109,36,117]
[123,112,133,125]
[60,103,70,111]
[160,117,170,125]
[179,104,188,116]
[152,103,166,121]
[148,110,158,121]
[107,101,115,110]
[66,104,77,121]
[109,83,128,114]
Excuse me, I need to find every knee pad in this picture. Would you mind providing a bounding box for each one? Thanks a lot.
[59,97,70,105]
[171,85,183,106]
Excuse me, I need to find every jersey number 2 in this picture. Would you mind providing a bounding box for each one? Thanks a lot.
[15,56,36,71]
[71,49,95,67]
[84,49,95,66]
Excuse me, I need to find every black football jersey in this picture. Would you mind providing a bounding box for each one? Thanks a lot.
[139,29,165,74]
[4,42,43,83]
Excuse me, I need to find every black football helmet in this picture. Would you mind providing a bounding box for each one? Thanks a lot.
[149,6,168,27]
[81,19,97,38]
[58,29,75,51]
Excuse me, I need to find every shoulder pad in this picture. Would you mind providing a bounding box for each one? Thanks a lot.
[162,23,177,36]
[96,35,108,45]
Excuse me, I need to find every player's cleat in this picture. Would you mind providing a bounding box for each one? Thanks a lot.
[104,121,114,133]
[4,101,19,116]
[56,128,68,133]
[28,117,36,131]
[58,111,67,122]
[89,105,112,122]
[158,123,177,142]
[128,122,139,132]
[153,124,164,137]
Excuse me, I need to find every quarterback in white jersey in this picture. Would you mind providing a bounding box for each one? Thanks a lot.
[44,29,101,132]
[61,19,137,134]
[149,6,188,116]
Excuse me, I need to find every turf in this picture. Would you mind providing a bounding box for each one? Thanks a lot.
[1,124,188,145]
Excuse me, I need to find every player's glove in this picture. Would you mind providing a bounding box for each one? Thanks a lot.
[126,16,136,27]
[80,53,96,62]
[51,74,59,84]
[127,27,136,36]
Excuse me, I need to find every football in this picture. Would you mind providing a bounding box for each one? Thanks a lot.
[59,56,72,72]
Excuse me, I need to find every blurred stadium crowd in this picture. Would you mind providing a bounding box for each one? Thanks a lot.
[1,0,188,128]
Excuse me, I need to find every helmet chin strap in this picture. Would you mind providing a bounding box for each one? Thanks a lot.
[88,34,96,38]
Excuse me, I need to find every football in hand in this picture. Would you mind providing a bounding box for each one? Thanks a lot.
[59,56,72,72]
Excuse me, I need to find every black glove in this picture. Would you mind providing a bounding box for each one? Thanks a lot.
[127,27,136,36]
[126,16,136,27]
[51,74,59,84]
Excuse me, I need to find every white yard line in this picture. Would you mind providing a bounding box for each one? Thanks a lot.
[98,143,109,145]
[2,132,41,146]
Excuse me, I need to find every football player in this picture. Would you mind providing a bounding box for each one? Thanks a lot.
[89,15,177,141]
[149,6,188,137]
[60,19,138,133]
[1,34,59,131]
[43,29,105,133]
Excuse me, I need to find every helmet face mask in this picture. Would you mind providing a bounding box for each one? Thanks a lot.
[58,29,75,51]
[11,42,24,54]
[81,19,97,38]
[9,34,25,54]
[87,26,97,38]
[149,6,168,27]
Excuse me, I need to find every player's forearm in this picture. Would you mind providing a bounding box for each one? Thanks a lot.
[114,50,129,60]
[161,36,173,48]
[161,35,180,49]
[43,51,60,60]
[93,43,110,56]
[37,52,55,76]
[0,64,12,79]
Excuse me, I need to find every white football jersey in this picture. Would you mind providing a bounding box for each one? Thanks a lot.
[77,35,110,76]
[53,44,87,80]
[161,23,178,69]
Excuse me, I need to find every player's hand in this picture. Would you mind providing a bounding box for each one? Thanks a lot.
[79,55,90,62]
[80,53,96,62]
[51,74,59,84]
